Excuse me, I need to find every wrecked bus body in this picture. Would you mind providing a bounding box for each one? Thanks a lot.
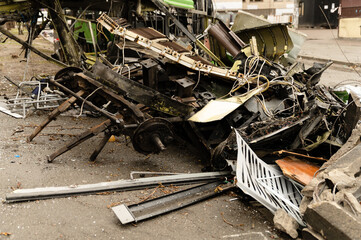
[1,0,361,239]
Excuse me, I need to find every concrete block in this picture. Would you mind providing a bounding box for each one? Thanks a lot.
[273,208,299,239]
[304,201,361,240]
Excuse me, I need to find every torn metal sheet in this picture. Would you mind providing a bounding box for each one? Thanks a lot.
[235,130,305,226]
[275,157,320,186]
[188,85,265,123]
[234,24,293,61]
[231,11,307,61]
[113,181,234,224]
[0,102,22,118]
[5,172,231,203]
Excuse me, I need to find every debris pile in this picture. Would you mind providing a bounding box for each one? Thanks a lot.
[1,0,361,238]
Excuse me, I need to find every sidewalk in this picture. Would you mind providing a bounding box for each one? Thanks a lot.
[297,29,361,66]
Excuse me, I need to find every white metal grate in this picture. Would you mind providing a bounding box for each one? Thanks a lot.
[235,129,305,226]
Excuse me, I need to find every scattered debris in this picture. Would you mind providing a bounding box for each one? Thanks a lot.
[0,232,11,236]
[1,0,361,237]
[220,212,244,228]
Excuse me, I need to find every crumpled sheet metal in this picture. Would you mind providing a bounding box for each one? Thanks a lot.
[235,130,305,226]
[188,86,265,123]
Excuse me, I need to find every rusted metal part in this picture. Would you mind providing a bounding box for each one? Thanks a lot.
[148,0,225,67]
[140,58,159,90]
[49,78,124,125]
[74,73,145,122]
[132,118,174,154]
[91,61,193,117]
[47,119,113,162]
[97,14,240,81]
[208,21,246,59]
[89,132,112,162]
[275,157,320,186]
[131,27,166,40]
[275,150,328,162]
[27,90,85,142]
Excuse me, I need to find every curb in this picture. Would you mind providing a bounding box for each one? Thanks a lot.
[298,55,361,68]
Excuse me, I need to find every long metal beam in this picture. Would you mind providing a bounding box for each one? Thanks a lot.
[113,181,235,224]
[5,172,232,203]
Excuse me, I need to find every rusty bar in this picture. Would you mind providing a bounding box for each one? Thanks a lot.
[47,119,113,162]
[89,132,112,161]
[49,78,123,125]
[27,90,85,142]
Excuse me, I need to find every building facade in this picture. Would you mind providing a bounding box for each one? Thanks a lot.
[241,0,296,24]
[339,0,361,38]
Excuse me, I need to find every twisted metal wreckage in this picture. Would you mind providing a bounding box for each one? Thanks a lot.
[1,0,361,238]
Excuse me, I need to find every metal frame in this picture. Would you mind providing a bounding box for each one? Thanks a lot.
[97,13,241,81]
[6,81,66,118]
[235,129,305,226]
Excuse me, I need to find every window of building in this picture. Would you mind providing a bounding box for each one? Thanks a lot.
[250,0,263,2]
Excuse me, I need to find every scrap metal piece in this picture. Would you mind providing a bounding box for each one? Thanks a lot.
[208,21,247,60]
[27,90,85,142]
[235,130,305,226]
[89,132,112,162]
[132,118,174,154]
[188,85,266,123]
[140,58,160,90]
[275,150,328,162]
[174,77,195,98]
[5,80,67,118]
[113,181,234,224]
[275,157,320,186]
[91,61,193,117]
[5,172,231,203]
[49,78,124,124]
[234,24,293,61]
[0,101,22,118]
[97,14,240,81]
[46,119,114,162]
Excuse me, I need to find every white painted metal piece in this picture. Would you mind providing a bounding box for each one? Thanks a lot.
[235,130,305,226]
[112,205,136,224]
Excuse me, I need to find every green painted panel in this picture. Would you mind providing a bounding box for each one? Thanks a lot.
[164,0,194,9]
